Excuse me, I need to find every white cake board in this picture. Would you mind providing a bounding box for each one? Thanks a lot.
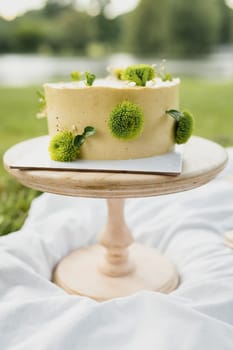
[7,136,183,175]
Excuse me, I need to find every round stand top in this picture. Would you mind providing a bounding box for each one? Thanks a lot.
[4,136,227,198]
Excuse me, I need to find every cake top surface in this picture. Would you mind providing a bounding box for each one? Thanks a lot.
[44,77,180,90]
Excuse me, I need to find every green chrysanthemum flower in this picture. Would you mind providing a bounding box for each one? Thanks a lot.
[175,111,194,144]
[166,109,194,144]
[121,64,156,86]
[108,100,144,140]
[49,131,79,162]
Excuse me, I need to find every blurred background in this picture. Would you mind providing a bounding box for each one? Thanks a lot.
[0,0,233,83]
[0,0,233,235]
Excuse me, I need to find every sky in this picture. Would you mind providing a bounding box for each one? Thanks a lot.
[226,0,233,9]
[0,0,232,21]
[0,0,140,21]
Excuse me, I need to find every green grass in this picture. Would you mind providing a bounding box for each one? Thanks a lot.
[0,86,47,235]
[180,78,233,146]
[1,79,233,235]
[0,86,47,178]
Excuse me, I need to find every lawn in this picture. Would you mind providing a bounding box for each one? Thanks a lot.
[180,78,233,146]
[1,78,233,235]
[0,86,47,235]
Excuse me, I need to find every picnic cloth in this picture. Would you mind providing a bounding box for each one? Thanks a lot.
[1,148,233,349]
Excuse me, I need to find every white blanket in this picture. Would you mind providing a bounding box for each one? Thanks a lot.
[1,149,233,350]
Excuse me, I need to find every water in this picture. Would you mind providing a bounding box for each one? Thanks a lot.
[0,47,233,86]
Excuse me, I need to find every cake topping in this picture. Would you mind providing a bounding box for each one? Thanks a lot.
[108,100,144,141]
[70,70,81,82]
[154,60,173,82]
[49,131,80,162]
[49,126,96,162]
[108,61,173,84]
[44,77,179,90]
[84,71,96,86]
[166,109,194,144]
[121,64,156,87]
[70,70,96,86]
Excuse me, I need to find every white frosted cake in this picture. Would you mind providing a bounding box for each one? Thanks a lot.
[41,64,193,162]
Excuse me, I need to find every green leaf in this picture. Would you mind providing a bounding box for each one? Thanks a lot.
[71,71,81,81]
[166,109,183,121]
[84,126,96,137]
[85,71,96,86]
[162,72,173,81]
[36,90,46,106]
[36,90,45,99]
[73,134,85,147]
[36,89,46,118]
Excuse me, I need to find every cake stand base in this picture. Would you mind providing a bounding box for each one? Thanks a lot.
[53,243,179,301]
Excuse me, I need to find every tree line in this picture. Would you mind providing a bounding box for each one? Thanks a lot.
[0,0,232,57]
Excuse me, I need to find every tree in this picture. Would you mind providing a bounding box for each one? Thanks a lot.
[169,0,222,56]
[77,0,111,15]
[0,19,14,52]
[52,9,97,53]
[122,0,225,57]
[93,14,121,45]
[123,0,172,56]
[217,0,233,43]
[43,0,74,17]
[13,20,46,52]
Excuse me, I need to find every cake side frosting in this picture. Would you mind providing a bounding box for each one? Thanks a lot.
[44,79,179,160]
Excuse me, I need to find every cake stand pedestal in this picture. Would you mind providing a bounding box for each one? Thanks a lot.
[4,136,227,301]
[53,198,179,300]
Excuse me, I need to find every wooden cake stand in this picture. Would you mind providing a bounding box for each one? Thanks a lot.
[4,136,227,301]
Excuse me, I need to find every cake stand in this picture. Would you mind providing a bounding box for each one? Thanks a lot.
[4,136,227,301]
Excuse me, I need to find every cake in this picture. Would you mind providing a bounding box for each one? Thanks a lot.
[40,64,194,162]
